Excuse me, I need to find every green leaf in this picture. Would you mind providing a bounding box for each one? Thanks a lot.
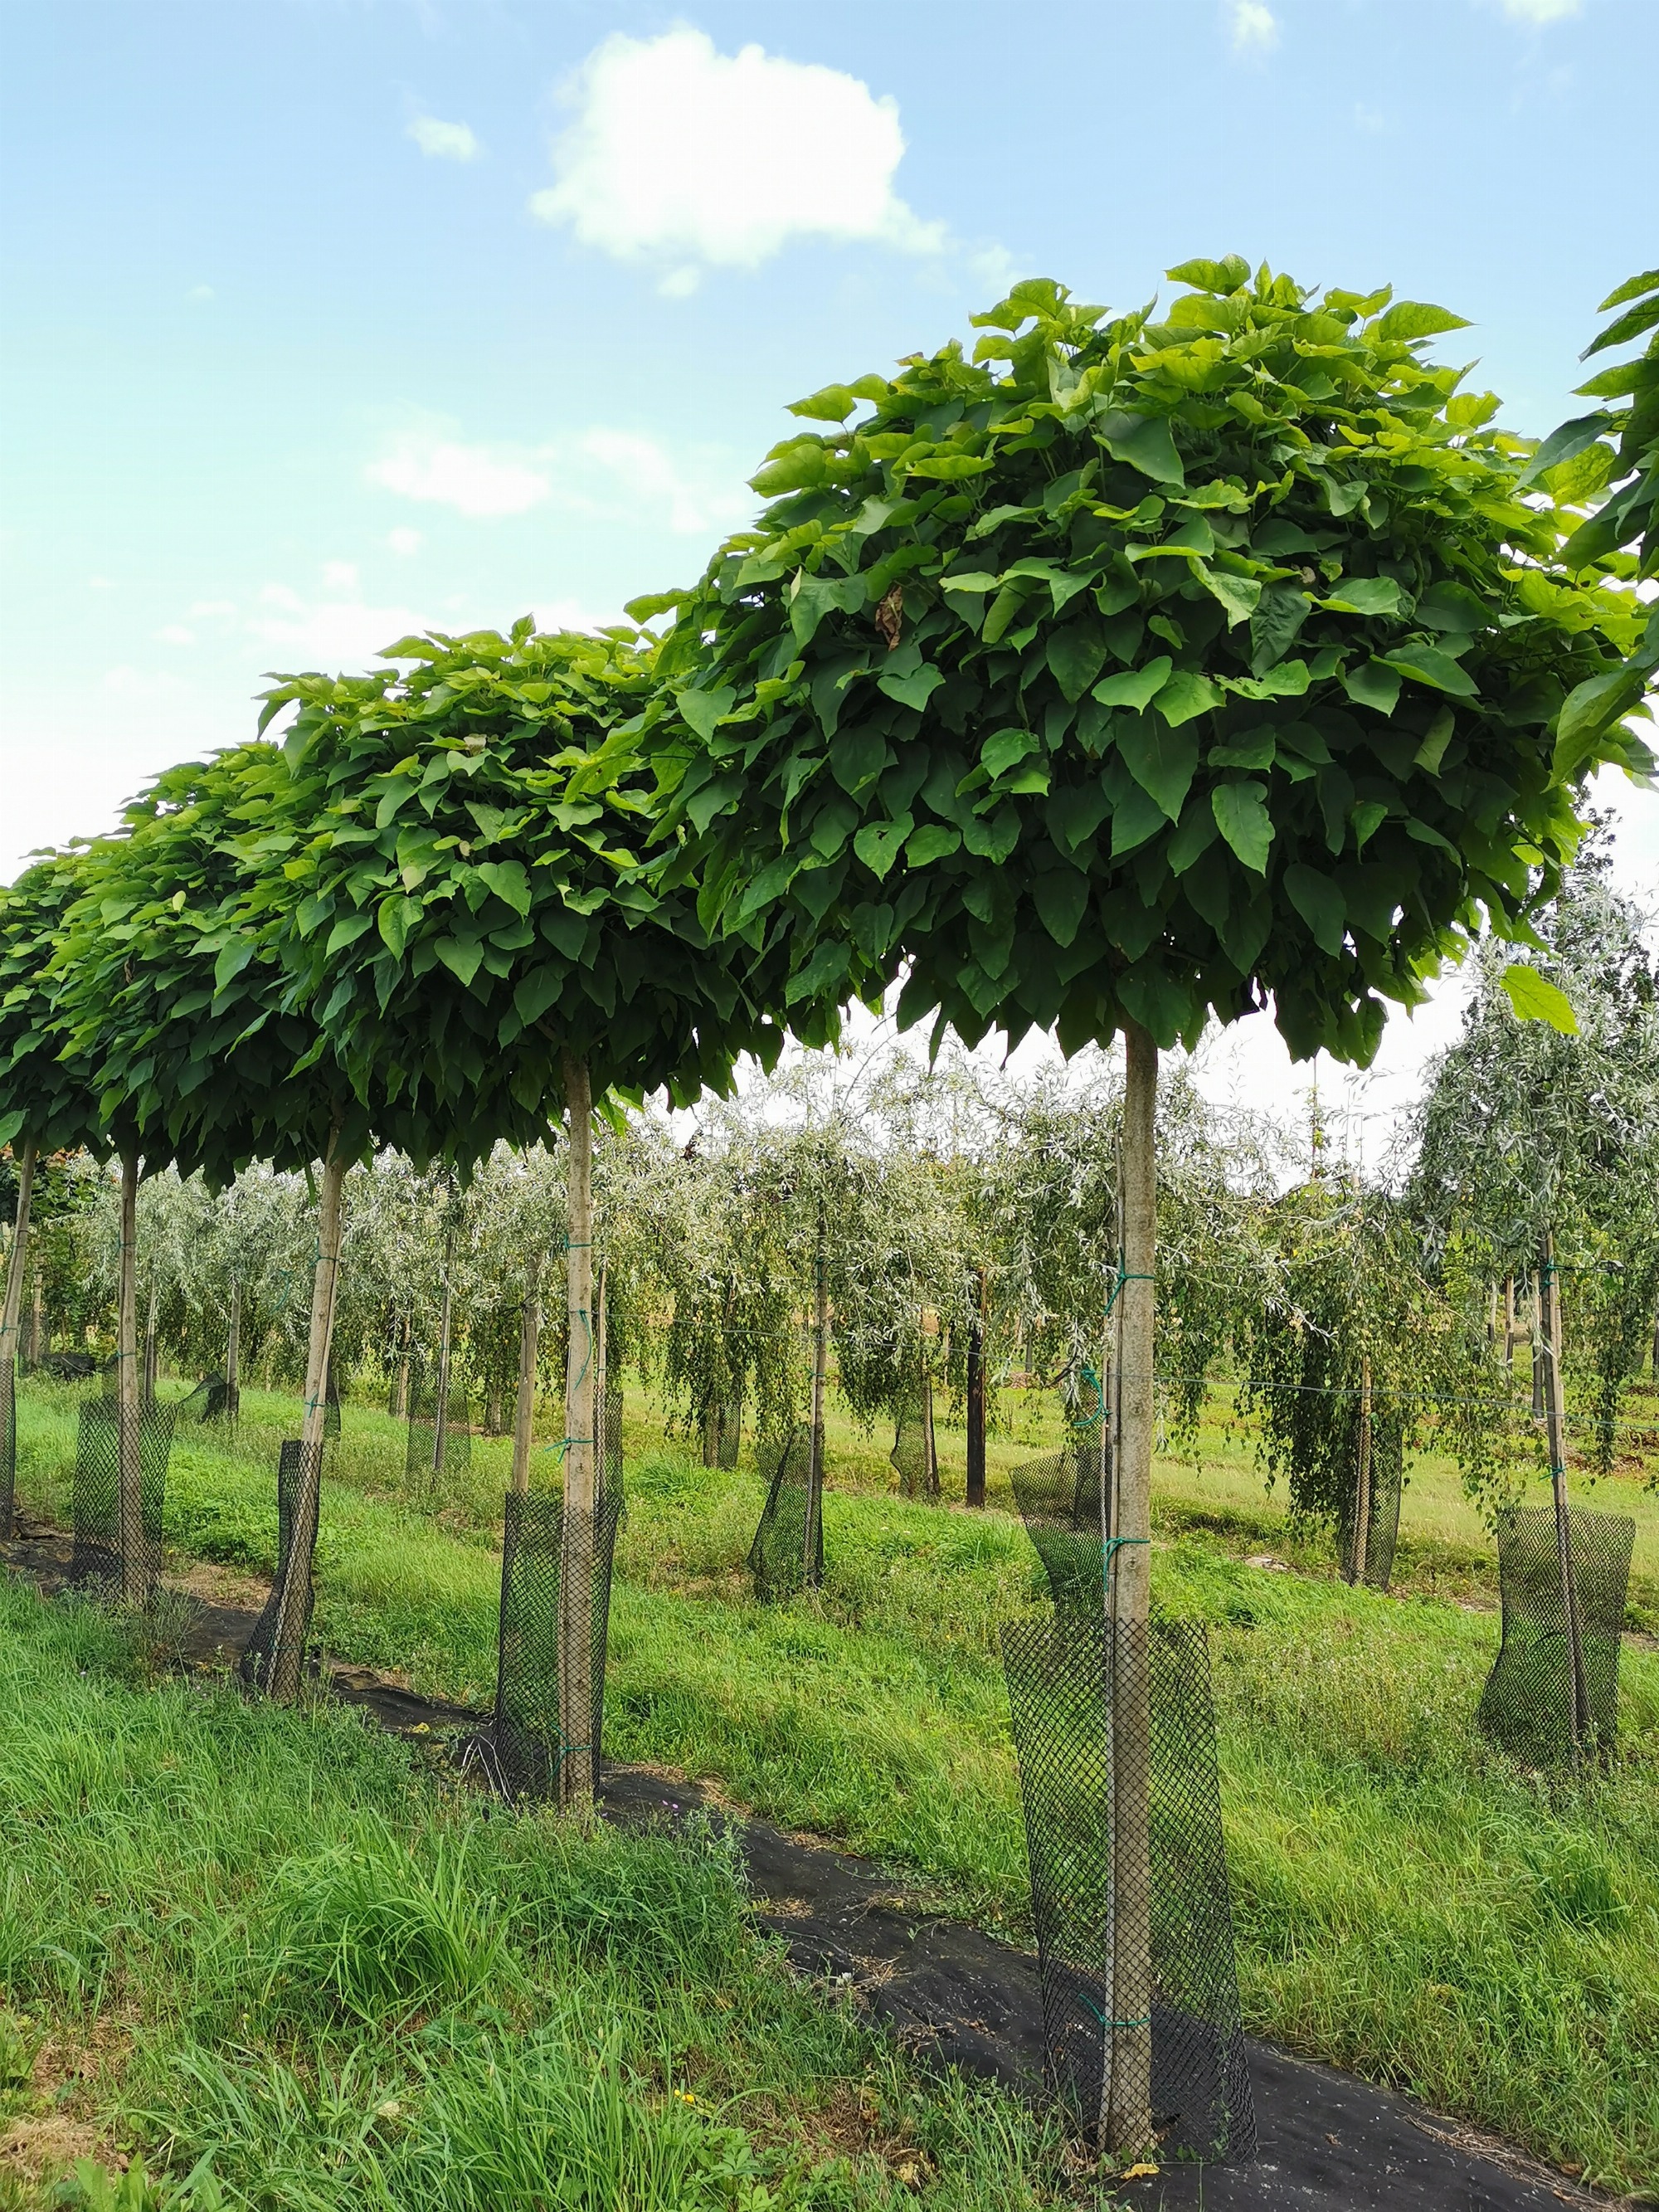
[1518,412,1614,489]
[876,661,946,713]
[1320,576,1402,618]
[377,895,424,957]
[1342,660,1402,715]
[513,964,565,1028]
[679,685,736,739]
[1153,670,1221,728]
[1097,410,1185,486]
[1118,713,1199,822]
[1032,869,1090,948]
[1501,963,1578,1035]
[1380,644,1479,698]
[906,823,961,867]
[1283,863,1345,955]
[1414,707,1456,776]
[1370,300,1470,343]
[791,572,865,650]
[477,860,532,917]
[854,817,913,880]
[1554,664,1648,778]
[212,939,254,994]
[1092,657,1171,712]
[1249,586,1311,676]
[435,936,484,988]
[1047,623,1109,704]
[1195,566,1261,628]
[981,728,1039,782]
[788,383,863,422]
[1414,582,1489,634]
[1109,782,1169,858]
[325,913,373,957]
[1166,255,1250,295]
[1211,782,1273,874]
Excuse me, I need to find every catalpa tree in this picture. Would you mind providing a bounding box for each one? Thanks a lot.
[646,257,1652,2154]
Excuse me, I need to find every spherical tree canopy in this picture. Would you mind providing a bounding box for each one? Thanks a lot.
[650,260,1653,1064]
[260,621,825,1143]
[0,853,110,1158]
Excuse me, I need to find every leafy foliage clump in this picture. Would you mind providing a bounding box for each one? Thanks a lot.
[652,260,1650,1065]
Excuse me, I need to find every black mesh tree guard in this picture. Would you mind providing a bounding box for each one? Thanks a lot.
[323,1360,342,1441]
[0,1367,14,1542]
[748,1426,821,1601]
[1001,1614,1257,2164]
[69,1398,177,1598]
[714,1395,742,1471]
[489,1488,624,1801]
[1010,1443,1112,1612]
[178,1373,235,1424]
[240,1440,324,1691]
[597,1384,624,1504]
[891,1384,940,1501]
[1477,1506,1634,1766]
[1335,1419,1404,1592]
[406,1359,470,1502]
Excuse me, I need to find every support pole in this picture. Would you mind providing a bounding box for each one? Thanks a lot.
[226,1275,241,1420]
[116,1152,145,1604]
[509,1259,542,1498]
[1351,1357,1373,1586]
[966,1266,986,1509]
[1104,1021,1156,2156]
[431,1210,456,1487]
[1,1138,38,1538]
[1540,1235,1590,1763]
[805,1214,828,1585]
[265,1137,345,1698]
[559,1053,597,1807]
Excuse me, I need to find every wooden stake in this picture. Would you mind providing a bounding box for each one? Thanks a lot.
[226,1275,241,1420]
[966,1267,986,1509]
[143,1269,159,1405]
[509,1259,541,1498]
[594,1255,610,1493]
[431,1211,456,1486]
[1503,1276,1516,1375]
[1540,1235,1591,1762]
[116,1152,145,1604]
[806,1213,828,1585]
[0,1138,38,1537]
[265,1138,345,1698]
[1352,1357,1373,1586]
[1104,1021,1155,2156]
[559,1052,597,1806]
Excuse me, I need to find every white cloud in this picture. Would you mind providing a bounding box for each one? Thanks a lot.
[1228,1,1279,49]
[186,283,214,301]
[529,28,943,278]
[321,559,360,593]
[365,423,752,536]
[408,114,480,162]
[387,528,424,557]
[155,624,196,646]
[1497,0,1582,18]
[367,437,552,519]
[246,588,422,670]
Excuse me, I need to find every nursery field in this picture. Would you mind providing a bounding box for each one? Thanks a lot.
[8,1373,1659,2201]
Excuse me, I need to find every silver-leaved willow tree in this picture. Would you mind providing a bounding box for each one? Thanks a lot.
[644,258,1653,2152]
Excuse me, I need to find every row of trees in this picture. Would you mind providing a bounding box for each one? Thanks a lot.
[3,254,1655,2154]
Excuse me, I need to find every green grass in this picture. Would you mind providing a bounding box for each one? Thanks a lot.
[0,1581,1074,2210]
[12,1372,1659,2196]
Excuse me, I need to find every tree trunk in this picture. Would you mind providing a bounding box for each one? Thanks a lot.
[921,1369,937,1498]
[805,1214,828,1586]
[431,1217,456,1485]
[1540,1235,1590,1764]
[114,1153,145,1602]
[264,1142,346,1699]
[143,1271,159,1405]
[391,1312,411,1421]
[966,1267,986,1509]
[559,1053,598,1807]
[1104,1021,1155,2156]
[509,1259,542,1497]
[1351,1357,1372,1586]
[594,1256,610,1485]
[1,1138,38,1537]
[226,1275,241,1419]
[1504,1276,1517,1375]
[27,1268,43,1367]
[1531,1273,1545,1420]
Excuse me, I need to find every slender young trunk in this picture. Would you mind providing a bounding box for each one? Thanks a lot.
[114,1153,145,1602]
[1531,1273,1545,1421]
[921,1367,937,1497]
[1504,1276,1517,1376]
[431,1217,456,1484]
[559,1053,598,1806]
[1352,1357,1373,1586]
[966,1267,986,1509]
[143,1271,159,1405]
[226,1276,241,1418]
[1652,1305,1659,1380]
[27,1269,43,1367]
[1540,1235,1590,1763]
[391,1312,411,1421]
[805,1214,828,1585]
[1,1139,38,1537]
[509,1259,542,1497]
[1104,1022,1155,2156]
[594,1256,610,1488]
[265,1141,346,1699]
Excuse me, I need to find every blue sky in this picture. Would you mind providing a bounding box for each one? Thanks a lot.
[3,0,1656,1131]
